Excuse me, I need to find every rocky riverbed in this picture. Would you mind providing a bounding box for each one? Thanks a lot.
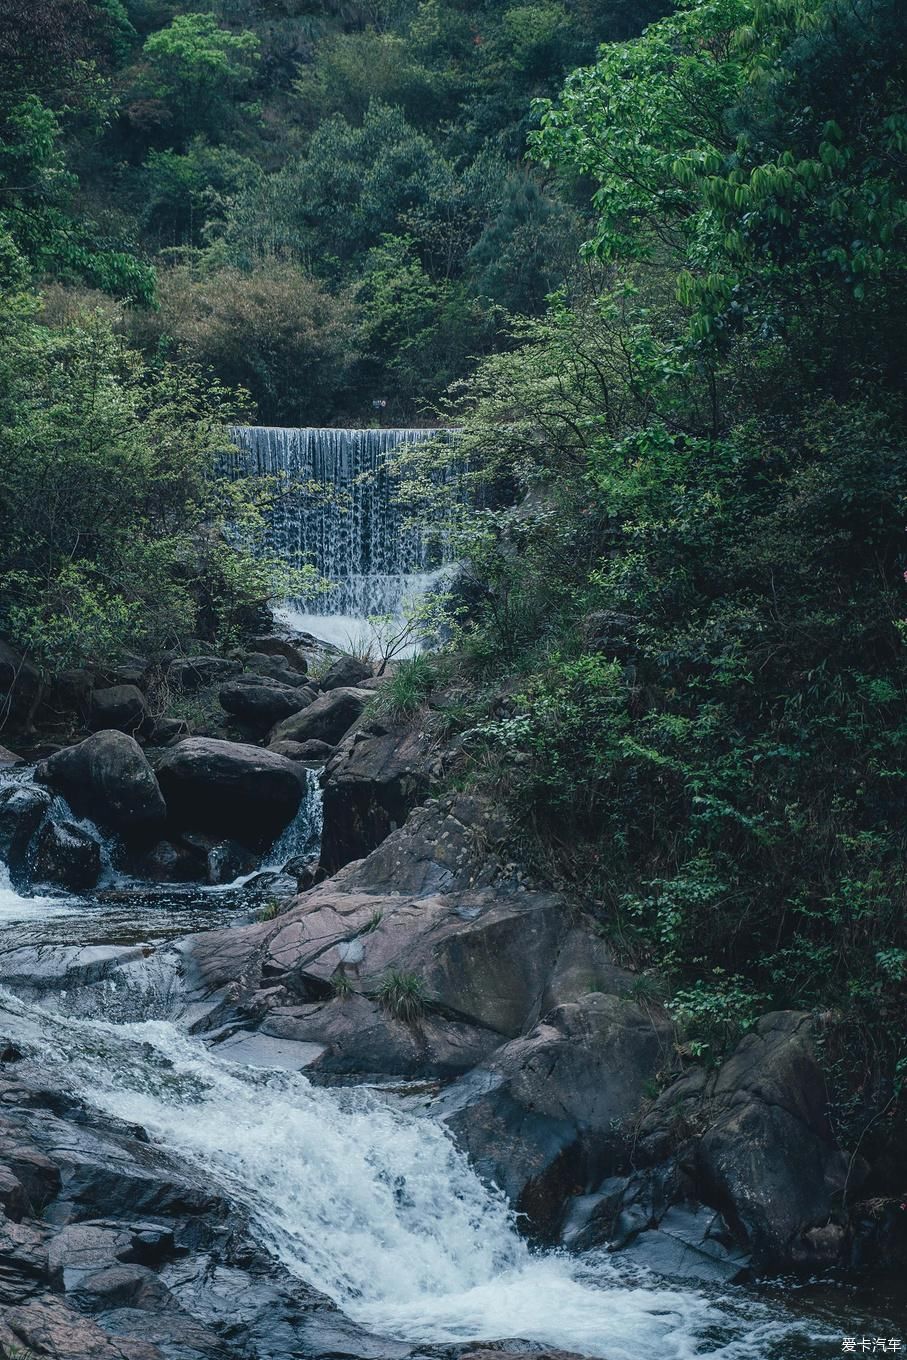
[0,637,904,1358]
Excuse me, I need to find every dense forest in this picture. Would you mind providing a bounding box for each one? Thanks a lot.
[2,0,906,1138]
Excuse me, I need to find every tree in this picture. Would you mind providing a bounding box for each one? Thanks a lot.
[140,13,260,143]
[533,0,907,385]
[130,260,360,425]
[0,282,298,671]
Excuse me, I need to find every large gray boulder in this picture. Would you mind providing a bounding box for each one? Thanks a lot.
[246,634,308,674]
[242,653,312,687]
[269,686,372,747]
[36,731,166,837]
[694,1011,849,1268]
[319,722,432,873]
[319,654,372,691]
[334,792,515,898]
[436,994,671,1237]
[89,683,148,735]
[599,1010,853,1273]
[219,676,317,732]
[155,737,304,849]
[0,784,51,874]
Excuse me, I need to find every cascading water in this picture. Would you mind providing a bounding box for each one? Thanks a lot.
[228,425,452,648]
[0,987,828,1360]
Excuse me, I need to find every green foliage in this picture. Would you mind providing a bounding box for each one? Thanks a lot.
[376,653,437,720]
[331,970,355,998]
[228,102,456,269]
[534,0,907,361]
[131,261,359,424]
[0,296,294,673]
[667,972,768,1059]
[140,141,259,247]
[0,0,666,420]
[408,0,907,1086]
[355,234,493,413]
[141,13,260,141]
[375,968,428,1023]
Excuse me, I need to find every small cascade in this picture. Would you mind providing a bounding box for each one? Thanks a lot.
[261,765,323,871]
[228,425,450,622]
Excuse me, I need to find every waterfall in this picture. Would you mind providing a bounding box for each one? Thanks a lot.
[228,426,450,627]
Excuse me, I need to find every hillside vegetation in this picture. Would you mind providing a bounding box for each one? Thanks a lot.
[393,0,907,1136]
[1,0,905,1141]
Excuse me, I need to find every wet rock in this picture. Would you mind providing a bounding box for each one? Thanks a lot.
[462,1351,588,1360]
[0,784,51,874]
[33,820,102,892]
[259,992,498,1079]
[618,1010,853,1273]
[283,854,324,890]
[0,1061,414,1360]
[127,839,205,884]
[36,731,167,837]
[89,683,149,736]
[0,1209,50,1302]
[319,654,373,690]
[242,871,298,900]
[155,737,304,850]
[176,831,258,886]
[268,737,335,764]
[219,675,317,732]
[247,634,309,673]
[320,723,432,873]
[616,1203,751,1282]
[0,742,24,767]
[694,1011,850,1269]
[0,1295,164,1358]
[437,994,671,1238]
[270,685,373,747]
[167,655,241,691]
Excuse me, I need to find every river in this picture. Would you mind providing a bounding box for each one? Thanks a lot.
[0,801,897,1358]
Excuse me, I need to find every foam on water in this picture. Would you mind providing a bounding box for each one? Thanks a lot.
[0,993,829,1360]
[0,863,76,923]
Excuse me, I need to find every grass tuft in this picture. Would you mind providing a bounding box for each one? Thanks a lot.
[375,969,428,1023]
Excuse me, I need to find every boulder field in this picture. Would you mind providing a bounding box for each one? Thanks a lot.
[168,791,901,1272]
[2,642,903,1288]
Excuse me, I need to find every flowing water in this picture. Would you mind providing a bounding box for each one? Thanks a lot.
[0,965,848,1360]
[0,808,888,1358]
[228,425,451,631]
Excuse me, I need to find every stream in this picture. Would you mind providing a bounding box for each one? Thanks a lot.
[0,780,898,1358]
[0,427,898,1355]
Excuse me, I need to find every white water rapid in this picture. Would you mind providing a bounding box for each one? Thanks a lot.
[0,986,824,1360]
